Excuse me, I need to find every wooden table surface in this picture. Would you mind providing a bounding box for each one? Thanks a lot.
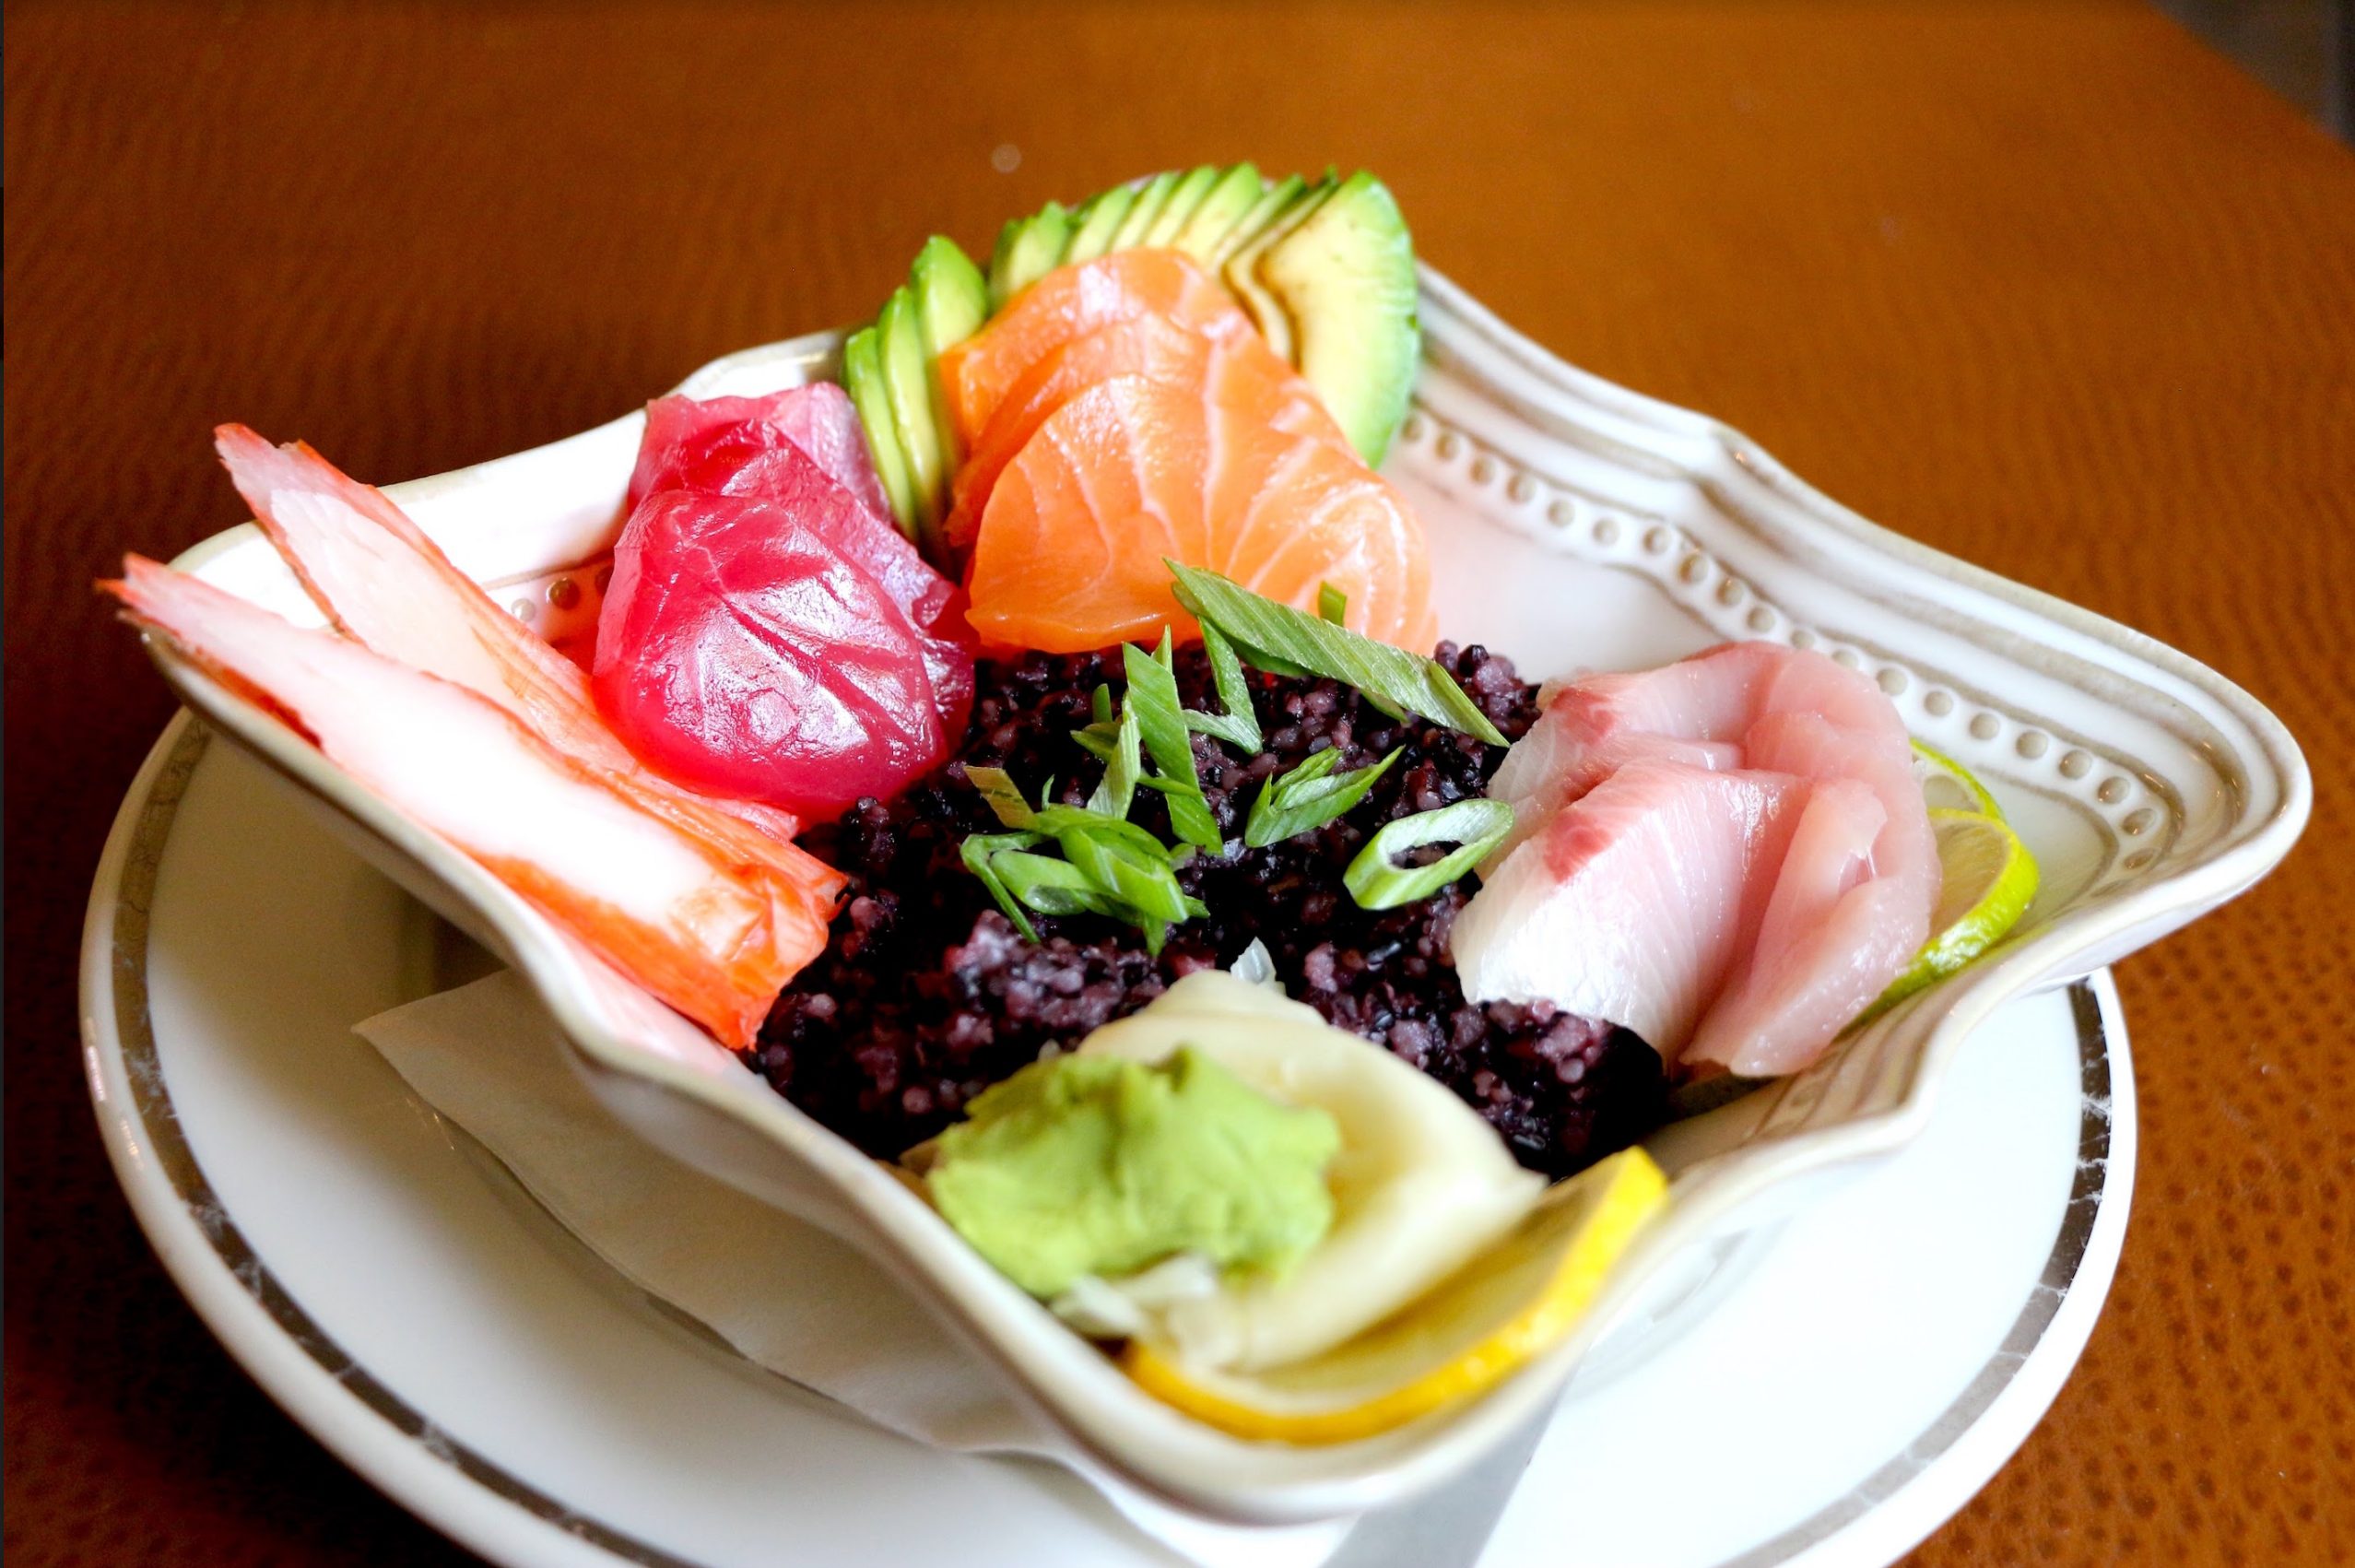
[7,3,2351,1563]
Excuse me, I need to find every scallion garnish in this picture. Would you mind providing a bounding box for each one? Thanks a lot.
[961,831,1045,940]
[1243,746,1402,848]
[1183,620,1263,751]
[1123,632,1222,854]
[965,765,1037,828]
[1167,561,1509,746]
[1086,694,1142,818]
[1317,583,1348,624]
[1344,797,1514,910]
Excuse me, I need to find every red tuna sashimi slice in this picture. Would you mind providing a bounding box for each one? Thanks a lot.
[630,392,977,736]
[936,249,1257,452]
[212,425,826,866]
[103,556,819,1047]
[1451,761,1808,1054]
[630,383,892,523]
[595,449,959,817]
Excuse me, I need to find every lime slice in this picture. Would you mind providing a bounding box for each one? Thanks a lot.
[1878,807,2039,1008]
[1121,1148,1667,1444]
[1912,739,2004,819]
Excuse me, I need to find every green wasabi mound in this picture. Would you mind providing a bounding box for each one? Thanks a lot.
[926,1047,1340,1298]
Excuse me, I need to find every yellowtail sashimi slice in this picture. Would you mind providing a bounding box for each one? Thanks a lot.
[104,556,815,1047]
[1454,760,1809,1057]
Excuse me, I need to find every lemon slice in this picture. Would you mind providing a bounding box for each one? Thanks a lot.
[1878,807,2040,1008]
[1122,1148,1668,1444]
[1912,739,2004,819]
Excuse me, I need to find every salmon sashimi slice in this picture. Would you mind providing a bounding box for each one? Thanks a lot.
[1450,761,1808,1054]
[964,376,1214,650]
[1458,642,1937,1075]
[937,249,1256,452]
[964,376,1435,654]
[212,425,828,872]
[944,312,1339,549]
[103,557,825,1046]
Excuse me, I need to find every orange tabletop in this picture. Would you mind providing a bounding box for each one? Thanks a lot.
[7,4,2351,1563]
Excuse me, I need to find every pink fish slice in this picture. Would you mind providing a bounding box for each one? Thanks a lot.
[1451,760,1808,1055]
[211,425,821,867]
[1684,778,1924,1075]
[103,555,818,1048]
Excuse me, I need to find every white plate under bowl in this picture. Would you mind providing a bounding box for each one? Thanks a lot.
[101,266,2302,1524]
[86,716,2131,1568]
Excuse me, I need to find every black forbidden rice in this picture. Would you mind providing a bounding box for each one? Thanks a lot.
[756,643,1665,1178]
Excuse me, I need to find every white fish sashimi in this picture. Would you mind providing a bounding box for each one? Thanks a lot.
[1456,642,1938,1077]
[1454,761,1807,1053]
[104,555,812,1048]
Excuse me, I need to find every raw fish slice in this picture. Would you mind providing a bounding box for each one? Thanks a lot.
[1217,434,1437,650]
[103,557,816,1047]
[937,249,1256,448]
[1450,761,1807,1055]
[630,383,892,523]
[945,314,1336,549]
[628,395,977,737]
[595,455,959,817]
[212,425,824,865]
[1743,708,1938,918]
[964,376,1217,651]
[964,375,1434,654]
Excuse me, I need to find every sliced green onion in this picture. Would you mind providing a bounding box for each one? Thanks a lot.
[965,766,1036,828]
[1124,632,1222,854]
[961,831,1044,939]
[1344,797,1514,910]
[1085,697,1142,818]
[1317,583,1348,624]
[1244,746,1401,848]
[1184,619,1264,751]
[1064,832,1195,925]
[1167,561,1508,746]
[993,849,1123,920]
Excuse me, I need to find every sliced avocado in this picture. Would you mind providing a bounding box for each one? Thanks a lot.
[1260,171,1421,466]
[1063,184,1136,264]
[913,236,988,358]
[1170,163,1264,262]
[1207,171,1304,270]
[910,236,988,471]
[877,287,947,548]
[1109,170,1181,250]
[1141,164,1220,248]
[988,202,1070,310]
[1222,175,1335,362]
[842,324,919,537]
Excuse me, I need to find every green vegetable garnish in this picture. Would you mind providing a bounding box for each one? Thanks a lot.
[1344,797,1514,910]
[1244,746,1402,849]
[961,831,1045,940]
[966,765,1039,829]
[1183,620,1263,752]
[961,771,1205,953]
[1087,692,1143,818]
[1168,561,1509,746]
[1124,631,1223,854]
[1317,583,1348,624]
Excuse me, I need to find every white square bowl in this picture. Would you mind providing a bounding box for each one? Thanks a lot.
[142,266,2309,1524]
